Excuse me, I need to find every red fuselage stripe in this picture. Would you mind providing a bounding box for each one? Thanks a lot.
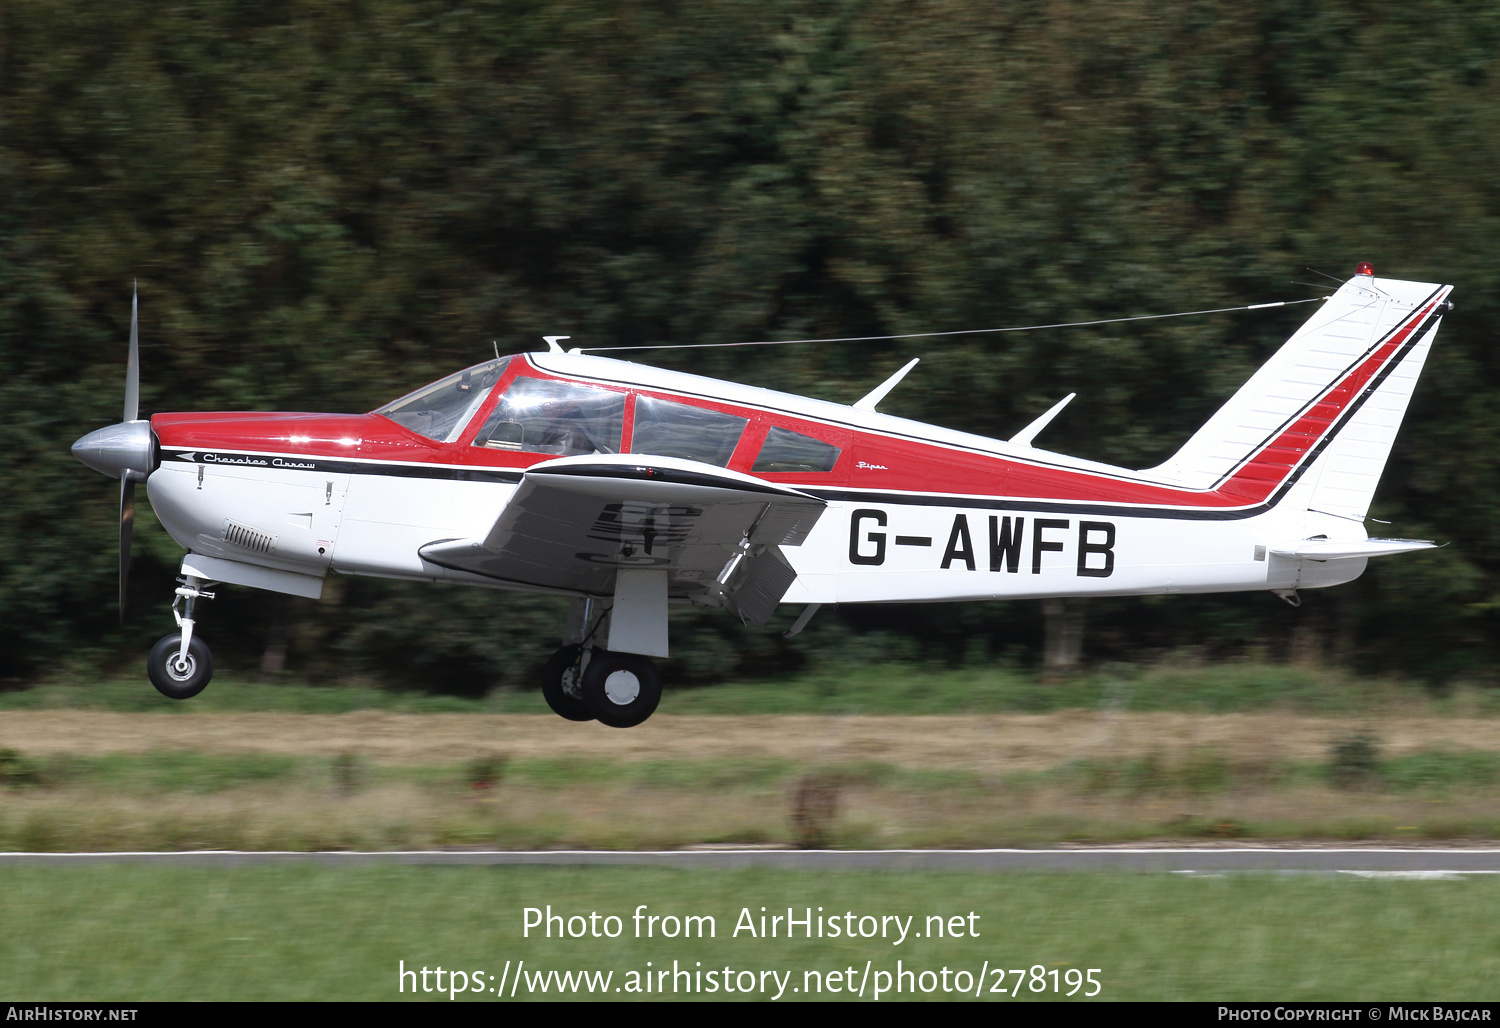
[150,297,1438,515]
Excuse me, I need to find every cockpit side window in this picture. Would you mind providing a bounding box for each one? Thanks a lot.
[752,426,842,472]
[630,396,748,467]
[376,358,510,443]
[471,376,626,456]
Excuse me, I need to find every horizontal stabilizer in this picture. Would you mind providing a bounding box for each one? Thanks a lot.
[1269,537,1437,560]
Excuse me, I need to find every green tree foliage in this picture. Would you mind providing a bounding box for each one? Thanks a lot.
[2,0,1498,686]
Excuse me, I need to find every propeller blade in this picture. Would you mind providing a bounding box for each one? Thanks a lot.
[119,475,135,622]
[124,281,139,423]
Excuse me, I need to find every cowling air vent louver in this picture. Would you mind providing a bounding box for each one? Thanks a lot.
[222,520,276,554]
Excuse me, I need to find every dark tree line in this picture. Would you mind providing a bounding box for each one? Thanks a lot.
[3,0,1498,688]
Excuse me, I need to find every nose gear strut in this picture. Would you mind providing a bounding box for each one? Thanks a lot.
[146,574,218,700]
[171,576,216,672]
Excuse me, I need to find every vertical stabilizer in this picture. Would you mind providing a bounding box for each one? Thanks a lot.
[1150,271,1450,521]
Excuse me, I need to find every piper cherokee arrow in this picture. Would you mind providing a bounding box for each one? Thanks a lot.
[72,265,1451,727]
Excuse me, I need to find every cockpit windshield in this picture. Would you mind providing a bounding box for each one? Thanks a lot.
[375,358,511,442]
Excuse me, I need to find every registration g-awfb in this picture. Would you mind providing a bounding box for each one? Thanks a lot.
[72,265,1451,727]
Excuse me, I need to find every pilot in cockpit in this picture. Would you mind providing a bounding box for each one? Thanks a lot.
[532,396,601,455]
[474,377,624,456]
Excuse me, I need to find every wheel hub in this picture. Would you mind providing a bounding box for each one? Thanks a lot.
[603,670,641,705]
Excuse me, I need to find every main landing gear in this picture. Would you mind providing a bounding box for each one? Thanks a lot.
[542,645,662,728]
[146,576,217,700]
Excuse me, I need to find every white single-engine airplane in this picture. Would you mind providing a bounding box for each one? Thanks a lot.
[73,264,1450,726]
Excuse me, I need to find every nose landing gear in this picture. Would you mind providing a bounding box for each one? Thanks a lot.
[146,576,216,699]
[147,632,213,699]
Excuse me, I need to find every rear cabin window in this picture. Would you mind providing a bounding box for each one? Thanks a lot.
[471,377,626,456]
[752,426,841,473]
[630,396,747,467]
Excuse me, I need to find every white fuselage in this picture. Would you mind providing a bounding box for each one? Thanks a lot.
[147,447,1359,605]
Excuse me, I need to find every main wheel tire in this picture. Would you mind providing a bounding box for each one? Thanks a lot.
[147,633,214,700]
[542,644,594,721]
[580,651,661,728]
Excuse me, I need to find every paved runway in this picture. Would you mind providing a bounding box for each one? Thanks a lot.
[2,848,1499,872]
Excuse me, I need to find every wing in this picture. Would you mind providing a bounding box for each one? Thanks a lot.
[418,454,826,624]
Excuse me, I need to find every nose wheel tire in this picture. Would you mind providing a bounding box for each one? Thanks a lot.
[542,645,594,722]
[147,633,214,700]
[580,651,661,728]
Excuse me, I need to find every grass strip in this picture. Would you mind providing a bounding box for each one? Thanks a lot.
[3,746,1500,850]
[0,865,1497,1000]
[8,660,1500,716]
